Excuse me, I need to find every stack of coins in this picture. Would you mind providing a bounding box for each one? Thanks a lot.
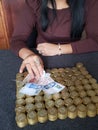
[15,62,98,128]
[27,111,38,125]
[38,109,48,123]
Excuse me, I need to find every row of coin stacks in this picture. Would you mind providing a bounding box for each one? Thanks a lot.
[15,63,98,128]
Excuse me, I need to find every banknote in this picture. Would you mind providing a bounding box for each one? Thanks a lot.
[19,83,42,96]
[19,71,65,96]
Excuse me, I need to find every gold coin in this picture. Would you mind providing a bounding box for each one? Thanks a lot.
[55,99,64,108]
[85,74,92,79]
[51,68,58,74]
[16,92,25,99]
[74,71,81,76]
[87,103,96,117]
[52,93,61,100]
[81,70,88,75]
[38,109,48,123]
[15,113,28,128]
[16,73,24,78]
[76,62,83,68]
[71,76,77,82]
[79,67,86,72]
[89,78,97,84]
[64,98,73,106]
[77,75,85,81]
[65,80,74,87]
[39,91,44,96]
[45,100,54,109]
[79,90,87,98]
[77,104,87,118]
[74,97,82,106]
[87,90,96,97]
[15,106,26,113]
[83,97,91,105]
[44,94,53,101]
[95,89,98,95]
[65,68,71,73]
[91,96,98,103]
[35,95,43,102]
[48,107,58,121]
[35,102,45,111]
[72,67,78,72]
[82,79,89,85]
[68,105,77,119]
[68,86,76,92]
[75,80,82,86]
[16,99,25,107]
[83,84,92,90]
[70,91,79,99]
[76,85,84,91]
[96,103,98,114]
[58,68,65,73]
[25,103,35,113]
[58,106,68,119]
[16,81,24,88]
[92,83,98,89]
[61,91,70,100]
[25,97,35,104]
[27,111,38,125]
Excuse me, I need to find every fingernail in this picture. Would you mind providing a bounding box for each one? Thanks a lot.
[19,70,22,73]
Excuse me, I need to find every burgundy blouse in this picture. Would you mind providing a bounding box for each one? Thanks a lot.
[10,0,98,55]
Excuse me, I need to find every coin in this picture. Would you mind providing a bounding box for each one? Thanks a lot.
[79,90,87,98]
[15,113,28,128]
[87,90,96,97]
[91,96,98,103]
[52,93,61,100]
[35,102,45,111]
[35,95,43,102]
[64,98,73,106]
[83,97,91,105]
[44,94,53,101]
[27,111,38,125]
[76,62,83,68]
[87,103,96,117]
[38,109,48,123]
[48,107,58,121]
[61,91,70,100]
[45,100,55,109]
[25,97,35,104]
[77,104,87,118]
[74,97,82,106]
[55,99,64,108]
[15,106,26,113]
[58,106,67,119]
[89,78,97,84]
[25,103,35,113]
[70,91,79,99]
[68,105,77,119]
[16,99,25,107]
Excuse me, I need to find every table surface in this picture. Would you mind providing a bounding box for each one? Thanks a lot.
[0,50,98,130]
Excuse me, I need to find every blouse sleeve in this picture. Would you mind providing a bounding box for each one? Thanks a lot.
[10,0,39,55]
[71,0,98,54]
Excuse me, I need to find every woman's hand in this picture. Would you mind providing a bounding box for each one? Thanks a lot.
[19,54,44,79]
[37,43,59,56]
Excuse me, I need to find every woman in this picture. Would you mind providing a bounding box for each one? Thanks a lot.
[11,0,98,79]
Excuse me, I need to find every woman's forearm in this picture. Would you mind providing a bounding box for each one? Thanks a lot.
[19,48,35,60]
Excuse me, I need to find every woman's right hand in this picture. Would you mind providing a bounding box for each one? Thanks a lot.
[19,54,44,79]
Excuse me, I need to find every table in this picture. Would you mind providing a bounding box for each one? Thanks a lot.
[0,50,98,130]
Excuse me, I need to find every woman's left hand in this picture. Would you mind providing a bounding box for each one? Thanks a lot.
[37,42,58,56]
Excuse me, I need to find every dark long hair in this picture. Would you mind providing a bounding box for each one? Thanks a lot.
[41,0,85,40]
